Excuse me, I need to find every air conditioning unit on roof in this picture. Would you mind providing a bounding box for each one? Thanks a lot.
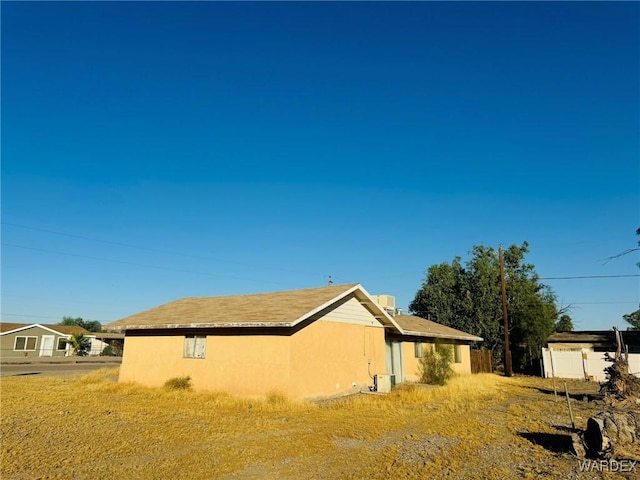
[372,295,395,316]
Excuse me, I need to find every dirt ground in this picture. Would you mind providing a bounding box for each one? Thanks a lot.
[1,369,638,479]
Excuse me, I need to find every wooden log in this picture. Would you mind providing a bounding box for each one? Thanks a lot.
[583,411,639,457]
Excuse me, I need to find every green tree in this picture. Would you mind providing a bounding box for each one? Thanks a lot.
[409,242,557,371]
[66,333,90,356]
[623,308,640,331]
[59,316,102,333]
[555,314,574,332]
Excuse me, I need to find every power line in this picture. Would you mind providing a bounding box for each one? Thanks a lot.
[1,242,291,286]
[540,274,640,280]
[1,313,111,322]
[1,221,323,278]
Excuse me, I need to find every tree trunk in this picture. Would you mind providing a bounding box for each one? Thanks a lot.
[583,411,639,457]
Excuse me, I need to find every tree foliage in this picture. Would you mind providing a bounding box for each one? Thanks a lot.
[555,314,574,332]
[66,333,90,356]
[623,308,640,331]
[409,242,558,371]
[59,316,102,333]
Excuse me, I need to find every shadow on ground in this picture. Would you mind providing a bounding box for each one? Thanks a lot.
[518,432,576,454]
[523,386,600,402]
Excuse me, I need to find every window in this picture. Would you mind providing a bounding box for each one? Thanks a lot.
[57,338,68,351]
[14,336,37,351]
[414,342,423,358]
[454,345,462,363]
[183,335,206,359]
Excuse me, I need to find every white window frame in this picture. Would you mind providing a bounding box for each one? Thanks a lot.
[14,336,38,351]
[183,335,206,359]
[414,342,423,358]
[57,338,68,351]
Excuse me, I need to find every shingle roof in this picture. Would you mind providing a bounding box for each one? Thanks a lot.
[51,325,92,335]
[0,323,31,333]
[548,330,640,345]
[0,323,91,335]
[394,315,483,342]
[108,283,376,331]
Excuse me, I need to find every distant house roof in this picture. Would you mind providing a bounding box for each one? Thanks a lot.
[394,315,483,342]
[547,330,640,346]
[90,332,125,340]
[108,283,403,332]
[0,323,91,336]
[0,323,31,333]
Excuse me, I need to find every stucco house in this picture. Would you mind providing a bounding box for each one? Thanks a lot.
[0,323,91,358]
[108,283,482,399]
[389,314,483,383]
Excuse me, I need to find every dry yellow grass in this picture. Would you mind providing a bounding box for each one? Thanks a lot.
[1,370,635,479]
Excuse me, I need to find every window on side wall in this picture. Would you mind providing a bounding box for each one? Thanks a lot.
[14,336,37,351]
[414,342,423,358]
[454,344,462,363]
[184,335,206,359]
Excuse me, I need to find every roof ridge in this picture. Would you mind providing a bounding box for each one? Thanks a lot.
[175,283,360,301]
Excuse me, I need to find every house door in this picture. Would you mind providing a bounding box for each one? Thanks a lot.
[385,339,404,384]
[40,335,55,357]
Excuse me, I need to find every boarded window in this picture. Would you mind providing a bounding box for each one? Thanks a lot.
[14,336,37,351]
[454,344,462,363]
[184,335,206,359]
[414,342,423,358]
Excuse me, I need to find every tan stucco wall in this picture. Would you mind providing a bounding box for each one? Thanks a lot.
[402,341,472,382]
[289,321,385,399]
[119,322,385,400]
[119,334,291,396]
[452,344,471,375]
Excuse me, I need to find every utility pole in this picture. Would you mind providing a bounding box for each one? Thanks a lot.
[499,245,513,377]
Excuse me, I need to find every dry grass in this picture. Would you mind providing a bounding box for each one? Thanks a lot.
[1,370,636,479]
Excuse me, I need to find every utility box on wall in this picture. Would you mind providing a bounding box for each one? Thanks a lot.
[375,374,393,393]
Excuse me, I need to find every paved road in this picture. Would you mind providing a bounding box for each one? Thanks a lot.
[0,362,121,377]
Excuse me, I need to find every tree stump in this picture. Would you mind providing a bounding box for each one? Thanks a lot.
[583,411,639,457]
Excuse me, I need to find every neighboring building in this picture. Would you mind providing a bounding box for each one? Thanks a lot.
[541,330,640,381]
[0,323,91,358]
[0,323,124,358]
[108,283,482,399]
[546,330,640,353]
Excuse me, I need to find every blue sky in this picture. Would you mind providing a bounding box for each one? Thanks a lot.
[2,2,638,331]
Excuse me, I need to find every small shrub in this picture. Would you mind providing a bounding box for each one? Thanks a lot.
[419,341,454,385]
[266,391,288,405]
[100,345,115,356]
[99,342,123,356]
[164,376,192,391]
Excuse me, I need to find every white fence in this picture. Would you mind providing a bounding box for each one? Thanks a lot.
[541,348,640,382]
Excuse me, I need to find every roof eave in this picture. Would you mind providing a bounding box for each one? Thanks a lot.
[116,321,295,332]
[401,330,483,342]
